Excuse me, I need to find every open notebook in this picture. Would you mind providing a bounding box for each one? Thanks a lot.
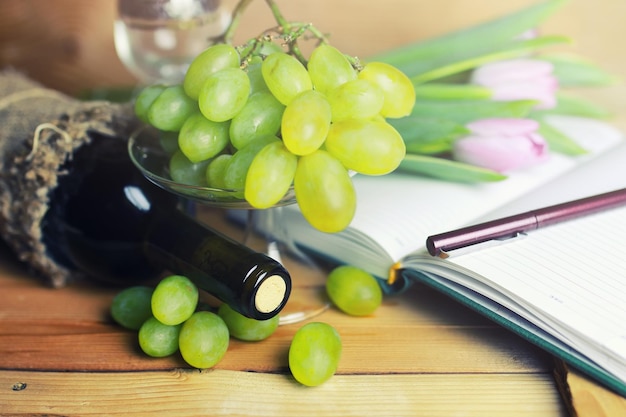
[277,115,626,396]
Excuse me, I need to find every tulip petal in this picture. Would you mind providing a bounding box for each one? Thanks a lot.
[470,59,558,109]
[466,118,539,136]
[452,118,549,172]
[471,59,554,84]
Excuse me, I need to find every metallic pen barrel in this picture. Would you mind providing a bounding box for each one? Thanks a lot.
[426,187,626,258]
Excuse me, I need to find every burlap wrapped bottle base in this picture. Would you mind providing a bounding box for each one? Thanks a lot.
[0,70,139,287]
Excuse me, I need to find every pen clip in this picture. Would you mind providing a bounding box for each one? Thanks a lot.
[436,232,528,259]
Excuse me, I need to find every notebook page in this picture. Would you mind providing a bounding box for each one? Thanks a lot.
[447,205,626,379]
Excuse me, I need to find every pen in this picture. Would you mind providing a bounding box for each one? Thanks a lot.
[426,187,626,258]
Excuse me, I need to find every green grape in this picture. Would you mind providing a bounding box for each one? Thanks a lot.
[110,286,154,330]
[179,311,229,369]
[198,67,250,122]
[261,52,312,105]
[289,322,342,387]
[229,91,285,150]
[138,316,181,358]
[184,43,240,100]
[205,154,232,188]
[169,150,211,186]
[357,61,416,118]
[246,58,269,95]
[307,44,357,95]
[325,119,406,175]
[178,112,230,163]
[245,141,297,209]
[327,79,384,122]
[294,150,356,233]
[147,85,197,132]
[151,275,199,326]
[254,41,284,57]
[134,84,166,123]
[217,303,279,342]
[281,90,331,156]
[159,130,180,155]
[245,43,283,95]
[223,134,279,191]
[326,265,383,316]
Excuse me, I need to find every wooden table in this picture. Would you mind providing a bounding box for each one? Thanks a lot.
[1,207,625,416]
[0,0,625,414]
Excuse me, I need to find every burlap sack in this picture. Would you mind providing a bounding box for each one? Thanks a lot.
[0,69,139,287]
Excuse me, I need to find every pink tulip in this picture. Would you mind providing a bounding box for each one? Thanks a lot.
[470,59,558,109]
[452,118,549,172]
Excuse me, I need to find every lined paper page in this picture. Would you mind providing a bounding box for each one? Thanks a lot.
[447,206,626,380]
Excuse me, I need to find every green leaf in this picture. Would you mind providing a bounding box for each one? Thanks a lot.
[409,99,537,125]
[413,83,492,100]
[370,0,569,76]
[389,117,469,154]
[539,53,621,87]
[534,118,588,155]
[535,92,612,119]
[398,154,507,183]
[410,35,569,84]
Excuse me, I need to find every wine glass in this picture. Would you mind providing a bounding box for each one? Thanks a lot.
[114,0,232,84]
[128,126,331,324]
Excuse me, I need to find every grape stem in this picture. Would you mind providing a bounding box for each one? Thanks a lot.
[264,0,290,30]
[221,0,255,44]
[221,0,330,66]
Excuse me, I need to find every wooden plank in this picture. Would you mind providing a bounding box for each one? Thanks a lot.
[567,369,626,416]
[0,267,552,373]
[0,370,566,417]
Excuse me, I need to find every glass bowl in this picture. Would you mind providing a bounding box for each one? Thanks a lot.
[127,125,297,208]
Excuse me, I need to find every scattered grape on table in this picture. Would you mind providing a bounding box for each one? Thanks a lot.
[110,285,154,330]
[179,311,230,369]
[326,265,383,316]
[138,316,182,358]
[150,274,199,326]
[288,322,342,386]
[218,303,280,341]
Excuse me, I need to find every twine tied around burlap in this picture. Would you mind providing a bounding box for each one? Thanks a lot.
[0,70,139,287]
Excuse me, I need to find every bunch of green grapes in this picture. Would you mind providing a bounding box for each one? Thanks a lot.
[135,42,415,233]
[110,274,279,369]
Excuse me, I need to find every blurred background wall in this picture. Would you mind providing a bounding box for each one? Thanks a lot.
[0,0,623,123]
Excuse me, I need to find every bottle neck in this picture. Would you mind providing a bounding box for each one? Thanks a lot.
[145,207,291,319]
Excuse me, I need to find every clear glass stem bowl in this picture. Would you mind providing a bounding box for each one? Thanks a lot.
[128,125,330,323]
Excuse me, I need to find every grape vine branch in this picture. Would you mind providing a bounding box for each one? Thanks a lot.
[217,0,359,69]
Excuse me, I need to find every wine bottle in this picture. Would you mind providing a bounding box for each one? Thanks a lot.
[41,132,291,320]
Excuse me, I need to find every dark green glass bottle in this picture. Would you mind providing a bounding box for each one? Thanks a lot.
[42,133,290,320]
